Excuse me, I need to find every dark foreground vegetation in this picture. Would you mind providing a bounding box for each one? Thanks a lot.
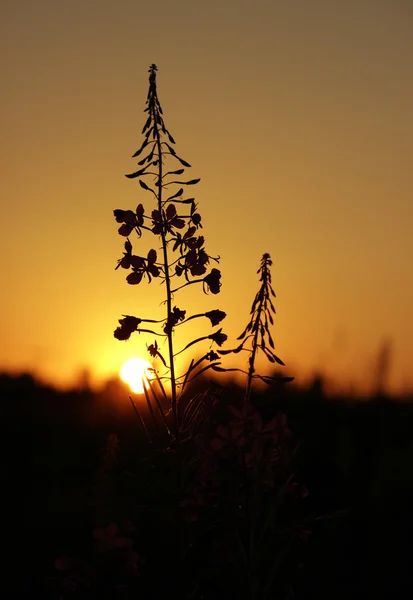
[2,371,413,599]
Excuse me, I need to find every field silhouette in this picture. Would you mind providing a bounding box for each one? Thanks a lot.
[3,371,413,598]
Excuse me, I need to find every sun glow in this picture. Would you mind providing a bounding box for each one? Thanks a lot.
[120,357,153,394]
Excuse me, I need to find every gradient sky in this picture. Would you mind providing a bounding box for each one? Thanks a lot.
[1,0,412,395]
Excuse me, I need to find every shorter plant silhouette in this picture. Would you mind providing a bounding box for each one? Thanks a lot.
[179,253,302,599]
[218,252,293,405]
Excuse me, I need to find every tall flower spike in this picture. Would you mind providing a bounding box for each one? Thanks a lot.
[113,65,226,440]
[218,254,293,406]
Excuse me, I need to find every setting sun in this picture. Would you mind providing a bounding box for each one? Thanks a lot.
[120,357,153,394]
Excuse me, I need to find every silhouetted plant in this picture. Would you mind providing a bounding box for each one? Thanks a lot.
[113,64,226,443]
[218,253,293,403]
[201,253,301,599]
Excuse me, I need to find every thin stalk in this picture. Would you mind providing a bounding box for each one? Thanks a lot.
[245,298,264,412]
[142,381,162,439]
[152,369,171,407]
[242,261,270,598]
[150,91,179,441]
[145,375,172,436]
[244,256,271,411]
[129,395,152,445]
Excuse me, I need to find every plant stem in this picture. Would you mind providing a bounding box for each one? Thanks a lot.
[151,96,179,442]
[242,258,271,598]
[245,291,264,413]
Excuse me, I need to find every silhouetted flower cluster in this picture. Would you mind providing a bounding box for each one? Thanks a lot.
[114,315,142,341]
[218,254,293,391]
[113,64,222,298]
[209,328,227,346]
[203,268,222,294]
[205,309,226,326]
[114,204,145,237]
[163,306,186,335]
[238,253,284,367]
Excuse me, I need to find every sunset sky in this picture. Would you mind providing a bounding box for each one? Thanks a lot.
[1,0,412,395]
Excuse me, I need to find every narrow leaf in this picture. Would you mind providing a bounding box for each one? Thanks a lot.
[146,377,171,434]
[189,362,222,380]
[132,138,149,157]
[233,342,245,354]
[178,335,209,355]
[142,382,161,437]
[125,167,148,179]
[169,179,200,186]
[263,349,285,366]
[129,396,152,444]
[139,180,152,192]
[237,325,249,340]
[181,358,195,394]
[176,156,191,167]
[142,116,151,133]
[167,188,184,200]
[166,169,185,176]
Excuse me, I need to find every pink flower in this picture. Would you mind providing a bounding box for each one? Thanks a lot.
[205,309,226,326]
[114,204,145,237]
[203,269,222,294]
[114,315,142,340]
[126,249,160,285]
[209,328,227,347]
[152,203,185,235]
[184,242,209,277]
[163,306,186,334]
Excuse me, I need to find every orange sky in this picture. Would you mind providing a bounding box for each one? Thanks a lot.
[1,0,412,396]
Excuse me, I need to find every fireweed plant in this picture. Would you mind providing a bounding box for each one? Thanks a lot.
[174,254,304,599]
[206,253,307,598]
[218,252,294,406]
[113,64,226,444]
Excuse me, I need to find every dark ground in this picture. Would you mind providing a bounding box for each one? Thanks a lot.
[2,372,413,599]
